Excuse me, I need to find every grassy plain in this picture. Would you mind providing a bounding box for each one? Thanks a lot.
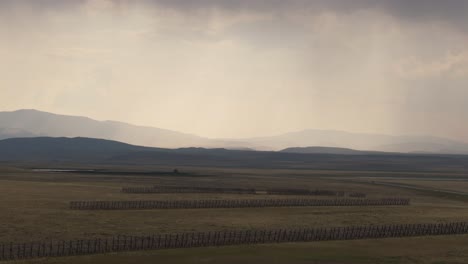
[1,164,468,263]
[375,179,468,193]
[15,235,468,264]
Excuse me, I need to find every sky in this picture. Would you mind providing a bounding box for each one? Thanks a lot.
[1,0,467,140]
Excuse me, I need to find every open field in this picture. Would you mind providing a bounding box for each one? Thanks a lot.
[10,235,468,264]
[1,164,468,263]
[374,179,468,194]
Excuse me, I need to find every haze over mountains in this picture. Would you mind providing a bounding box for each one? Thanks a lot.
[245,130,468,154]
[280,147,383,155]
[0,109,251,149]
[2,137,468,173]
[1,109,468,154]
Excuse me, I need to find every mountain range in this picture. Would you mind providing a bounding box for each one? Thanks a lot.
[280,147,384,155]
[1,137,468,173]
[1,109,468,154]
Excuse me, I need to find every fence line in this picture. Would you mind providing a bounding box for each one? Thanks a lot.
[266,189,344,196]
[121,186,346,196]
[1,222,467,261]
[69,198,409,210]
[122,186,256,194]
[348,192,367,198]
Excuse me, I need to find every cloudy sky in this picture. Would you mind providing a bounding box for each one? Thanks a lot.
[1,0,467,140]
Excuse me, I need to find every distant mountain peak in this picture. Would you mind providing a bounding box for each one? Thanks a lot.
[0,109,251,149]
[280,146,381,155]
[1,109,468,154]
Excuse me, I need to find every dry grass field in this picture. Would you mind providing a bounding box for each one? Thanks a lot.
[13,235,468,264]
[375,179,468,194]
[1,164,468,263]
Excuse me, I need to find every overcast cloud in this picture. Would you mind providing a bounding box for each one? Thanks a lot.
[0,0,467,140]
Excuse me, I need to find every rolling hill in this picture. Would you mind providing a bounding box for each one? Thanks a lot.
[0,137,158,161]
[244,129,468,154]
[1,137,468,173]
[1,109,468,154]
[0,109,250,149]
[280,146,383,155]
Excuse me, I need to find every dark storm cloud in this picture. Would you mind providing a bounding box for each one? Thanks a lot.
[380,0,468,25]
[2,0,467,27]
[140,0,365,12]
[143,0,468,28]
